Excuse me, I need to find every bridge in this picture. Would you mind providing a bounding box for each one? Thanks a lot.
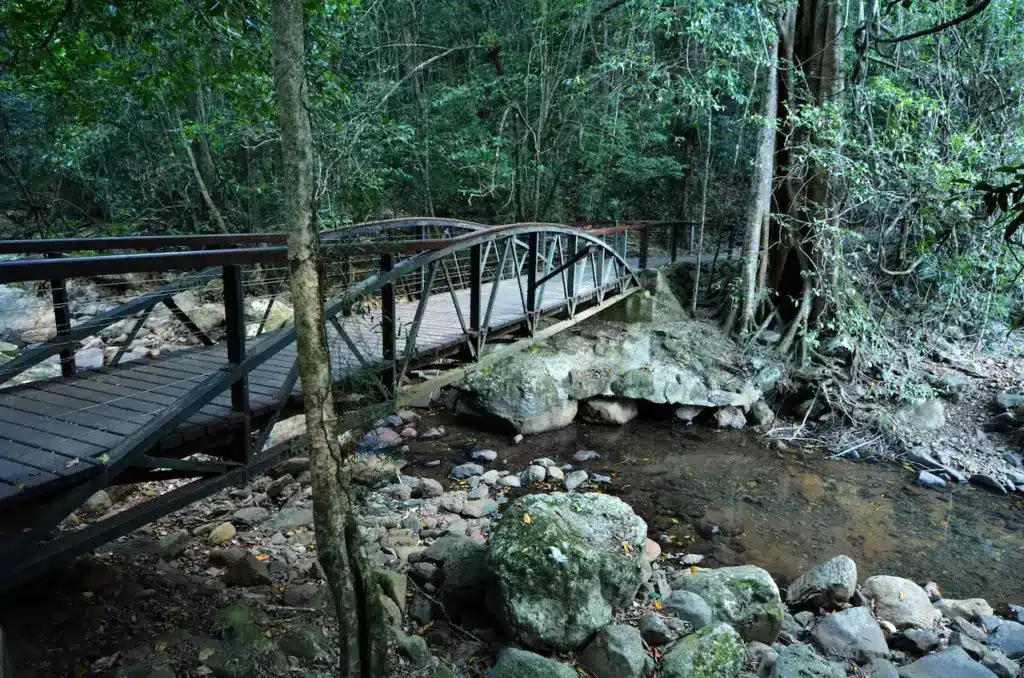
[0,218,692,588]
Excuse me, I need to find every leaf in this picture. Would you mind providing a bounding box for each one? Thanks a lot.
[198,647,216,662]
[255,553,270,561]
[154,640,168,652]
[523,513,532,525]
[689,566,699,575]
[898,591,907,601]
[653,600,664,610]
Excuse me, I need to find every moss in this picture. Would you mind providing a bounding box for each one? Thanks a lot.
[660,623,744,678]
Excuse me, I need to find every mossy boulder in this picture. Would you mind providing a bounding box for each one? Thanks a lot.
[457,321,770,434]
[659,622,745,678]
[487,493,649,651]
[670,565,784,644]
[488,647,578,678]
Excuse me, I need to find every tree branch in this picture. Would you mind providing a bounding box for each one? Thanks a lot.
[875,0,992,43]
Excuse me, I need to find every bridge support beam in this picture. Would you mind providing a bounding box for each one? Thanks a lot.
[380,253,396,398]
[223,264,251,464]
[525,232,539,335]
[639,225,650,270]
[47,254,76,378]
[469,243,482,358]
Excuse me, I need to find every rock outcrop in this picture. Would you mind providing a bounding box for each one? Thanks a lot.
[458,320,776,433]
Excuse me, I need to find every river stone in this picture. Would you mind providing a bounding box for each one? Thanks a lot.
[749,400,775,426]
[786,555,857,610]
[770,643,845,678]
[662,589,713,630]
[451,462,484,479]
[811,606,890,664]
[918,470,947,489]
[861,658,900,678]
[564,470,588,490]
[670,565,784,644]
[660,622,745,678]
[897,646,998,677]
[936,598,995,622]
[580,397,639,425]
[861,576,940,629]
[714,406,746,429]
[995,393,1024,409]
[580,624,652,678]
[457,321,764,434]
[638,613,677,647]
[896,399,945,432]
[674,405,704,423]
[488,647,577,678]
[987,620,1024,658]
[487,493,648,651]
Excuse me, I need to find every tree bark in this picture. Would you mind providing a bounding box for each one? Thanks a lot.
[738,14,779,335]
[271,2,386,676]
[691,110,713,314]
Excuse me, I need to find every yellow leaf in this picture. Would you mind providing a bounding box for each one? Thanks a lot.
[279,586,286,593]
[523,514,533,525]
[255,554,270,561]
[154,641,168,652]
[653,600,664,611]
[265,629,272,638]
[690,566,700,575]
[899,591,906,601]
[622,542,634,553]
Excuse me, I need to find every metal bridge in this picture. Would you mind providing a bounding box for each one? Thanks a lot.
[0,218,691,588]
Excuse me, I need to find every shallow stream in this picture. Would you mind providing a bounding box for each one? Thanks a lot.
[407,412,1024,604]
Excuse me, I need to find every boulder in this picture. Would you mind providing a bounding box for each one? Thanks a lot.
[580,624,652,678]
[82,490,113,515]
[861,576,940,629]
[638,613,677,647]
[208,522,236,545]
[671,565,784,644]
[580,398,639,425]
[897,646,998,678]
[662,590,713,630]
[418,535,489,614]
[714,406,747,429]
[987,620,1024,659]
[749,401,775,426]
[488,648,577,678]
[810,606,890,664]
[935,598,995,622]
[564,470,588,491]
[451,463,484,479]
[770,643,845,678]
[861,658,900,678]
[660,622,745,678]
[786,555,857,610]
[244,298,293,333]
[674,405,704,423]
[457,321,766,434]
[487,493,649,651]
[345,455,398,487]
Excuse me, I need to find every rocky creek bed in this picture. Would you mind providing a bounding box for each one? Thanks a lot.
[3,410,1023,678]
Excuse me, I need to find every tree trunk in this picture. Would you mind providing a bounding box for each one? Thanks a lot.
[691,110,713,314]
[737,16,779,335]
[271,1,386,676]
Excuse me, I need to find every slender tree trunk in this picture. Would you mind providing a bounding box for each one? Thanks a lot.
[272,2,386,676]
[691,110,713,314]
[182,134,230,234]
[738,13,779,335]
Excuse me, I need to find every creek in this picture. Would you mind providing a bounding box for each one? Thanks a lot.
[405,411,1024,604]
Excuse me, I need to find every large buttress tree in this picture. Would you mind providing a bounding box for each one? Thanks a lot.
[271,1,386,675]
[733,0,846,356]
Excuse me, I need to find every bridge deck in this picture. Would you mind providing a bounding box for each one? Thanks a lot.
[0,260,624,504]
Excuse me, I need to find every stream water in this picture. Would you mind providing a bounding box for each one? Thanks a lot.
[406,412,1024,604]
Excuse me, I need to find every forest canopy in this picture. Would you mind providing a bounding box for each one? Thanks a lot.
[2,0,1024,392]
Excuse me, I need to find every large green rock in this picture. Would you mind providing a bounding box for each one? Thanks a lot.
[581,624,653,677]
[670,565,784,644]
[489,648,578,678]
[457,320,769,434]
[659,622,745,678]
[488,493,649,651]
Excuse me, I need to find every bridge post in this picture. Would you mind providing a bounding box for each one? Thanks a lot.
[380,253,396,397]
[565,235,578,317]
[639,225,650,270]
[469,243,482,357]
[223,264,251,463]
[670,223,679,263]
[46,254,76,378]
[525,232,539,335]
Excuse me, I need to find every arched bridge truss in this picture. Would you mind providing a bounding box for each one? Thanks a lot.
[0,218,686,587]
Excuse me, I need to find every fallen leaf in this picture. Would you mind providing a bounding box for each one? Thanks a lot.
[653,600,664,611]
[523,514,533,525]
[689,566,699,575]
[154,640,168,652]
[898,591,907,601]
[198,647,216,662]
[256,554,270,561]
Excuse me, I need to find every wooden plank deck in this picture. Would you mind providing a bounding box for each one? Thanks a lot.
[0,256,628,504]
